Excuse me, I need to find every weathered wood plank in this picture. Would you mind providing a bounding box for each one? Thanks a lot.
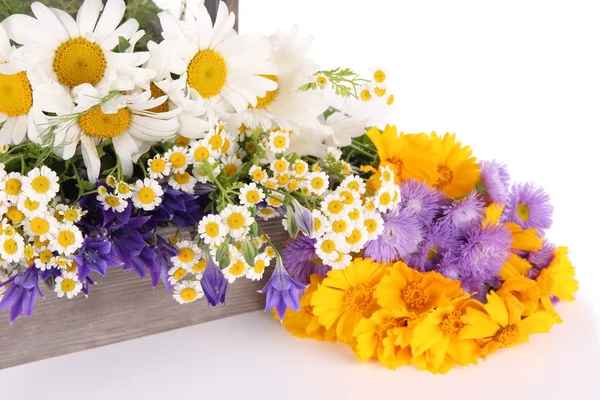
[0,218,286,369]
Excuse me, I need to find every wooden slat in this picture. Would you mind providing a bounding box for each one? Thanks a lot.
[0,218,286,369]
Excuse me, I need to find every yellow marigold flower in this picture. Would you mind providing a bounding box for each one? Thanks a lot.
[499,253,532,280]
[504,222,543,251]
[430,132,480,198]
[460,291,556,357]
[496,275,545,318]
[280,274,336,342]
[483,203,504,227]
[311,258,386,344]
[366,126,437,186]
[536,247,578,303]
[353,309,412,369]
[375,261,463,317]
[410,296,480,372]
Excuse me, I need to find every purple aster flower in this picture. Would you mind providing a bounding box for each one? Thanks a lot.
[201,256,228,306]
[0,266,43,324]
[364,207,424,263]
[283,235,330,285]
[505,182,553,231]
[478,160,511,204]
[406,223,459,272]
[149,236,178,291]
[438,254,501,302]
[399,179,447,225]
[526,240,556,279]
[440,192,485,235]
[260,259,306,322]
[75,236,121,280]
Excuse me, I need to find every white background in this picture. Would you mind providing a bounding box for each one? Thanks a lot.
[2,1,600,398]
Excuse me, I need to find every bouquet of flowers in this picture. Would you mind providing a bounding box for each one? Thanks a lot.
[0,0,577,374]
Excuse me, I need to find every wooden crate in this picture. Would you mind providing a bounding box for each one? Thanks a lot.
[0,218,285,369]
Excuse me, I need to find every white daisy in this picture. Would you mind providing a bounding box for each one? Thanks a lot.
[330,218,355,236]
[314,234,350,263]
[372,66,388,84]
[249,165,268,184]
[326,250,353,270]
[314,73,330,89]
[304,171,328,196]
[97,192,128,213]
[374,186,396,213]
[222,257,248,283]
[171,240,201,270]
[23,211,58,242]
[58,206,85,224]
[221,154,243,178]
[266,130,291,154]
[164,146,191,174]
[320,193,349,219]
[21,166,60,204]
[173,280,203,304]
[346,205,365,224]
[197,214,227,246]
[340,175,366,194]
[0,172,23,203]
[262,177,278,190]
[132,178,163,211]
[168,171,197,194]
[41,84,181,182]
[16,196,47,218]
[221,204,254,239]
[291,160,309,177]
[246,253,271,281]
[270,158,290,175]
[51,223,84,256]
[379,165,396,185]
[256,206,280,221]
[335,187,362,207]
[310,209,329,239]
[344,226,369,253]
[157,3,278,113]
[167,265,189,285]
[114,181,133,199]
[54,271,82,299]
[189,258,207,280]
[239,183,265,206]
[189,140,216,165]
[4,0,155,92]
[359,85,374,103]
[147,155,171,179]
[0,232,24,263]
[363,210,385,241]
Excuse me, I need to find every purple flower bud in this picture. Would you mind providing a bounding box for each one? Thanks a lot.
[292,200,314,236]
[201,256,228,306]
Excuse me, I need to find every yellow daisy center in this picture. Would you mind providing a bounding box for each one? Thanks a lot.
[53,38,106,88]
[294,163,306,175]
[347,181,359,191]
[224,163,238,177]
[5,178,21,196]
[264,180,276,189]
[401,282,428,312]
[365,201,375,211]
[204,221,220,238]
[229,259,246,276]
[249,74,278,109]
[61,278,76,293]
[208,135,223,150]
[3,239,18,255]
[374,86,386,97]
[360,89,371,101]
[340,190,355,205]
[387,94,395,105]
[178,248,195,263]
[79,106,131,139]
[64,209,80,222]
[23,246,35,259]
[516,203,530,222]
[172,267,187,281]
[117,183,130,195]
[287,180,300,192]
[344,284,375,313]
[0,71,33,116]
[348,208,361,220]
[245,190,261,204]
[180,287,197,302]
[149,158,167,173]
[320,239,336,254]
[440,310,464,337]
[493,324,520,347]
[174,172,191,184]
[274,160,288,173]
[105,195,121,207]
[187,50,228,98]
[39,249,53,263]
[252,169,265,182]
[227,212,245,230]
[169,152,187,168]
[436,165,454,189]
[313,217,322,232]
[174,136,190,146]
[31,176,51,194]
[379,192,391,206]
[23,198,40,211]
[6,206,24,223]
[137,187,156,205]
[273,135,287,149]
[346,229,364,245]
[193,146,210,162]
[191,259,207,273]
[147,82,169,113]
[276,173,289,186]
[65,260,78,272]
[253,259,266,274]
[57,230,75,247]
[29,217,50,235]
[311,177,324,190]
[332,220,347,234]
[374,69,386,83]
[316,76,327,85]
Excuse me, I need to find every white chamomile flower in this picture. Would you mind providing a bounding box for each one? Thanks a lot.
[310,209,329,239]
[340,175,366,195]
[54,271,82,299]
[379,165,396,184]
[315,73,330,89]
[239,183,265,206]
[304,171,328,196]
[97,192,128,213]
[374,186,396,213]
[263,177,278,190]
[23,211,58,242]
[197,214,227,246]
[246,253,271,281]
[330,218,355,236]
[189,140,215,165]
[17,196,47,218]
[189,258,207,280]
[22,243,37,262]
[115,181,133,199]
[204,129,230,155]
[168,265,189,285]
[270,158,290,175]
[171,240,201,269]
[0,172,23,203]
[267,130,290,153]
[257,206,280,221]
[363,210,385,240]
[60,206,85,224]
[173,280,203,304]
[221,205,254,239]
[0,232,24,263]
[326,250,353,270]
[53,255,75,271]
[335,186,361,207]
[221,154,243,178]
[147,155,172,179]
[51,223,83,256]
[346,205,364,224]
[291,160,309,177]
[132,178,163,211]
[315,234,350,263]
[164,146,191,174]
[321,193,349,219]
[359,84,374,103]
[157,3,277,113]
[266,192,285,208]
[168,171,197,194]
[22,166,59,204]
[345,226,369,252]
[222,257,249,283]
[34,249,55,272]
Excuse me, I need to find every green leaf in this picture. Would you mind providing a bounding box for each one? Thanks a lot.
[241,239,258,266]
[115,36,131,53]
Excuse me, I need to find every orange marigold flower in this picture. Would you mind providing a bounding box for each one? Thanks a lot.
[430,132,480,198]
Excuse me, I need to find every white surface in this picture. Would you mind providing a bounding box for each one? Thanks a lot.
[0,308,599,399]
[2,0,600,397]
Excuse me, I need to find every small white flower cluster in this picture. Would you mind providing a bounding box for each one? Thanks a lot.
[286,165,403,270]
[358,67,394,106]
[0,164,86,299]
